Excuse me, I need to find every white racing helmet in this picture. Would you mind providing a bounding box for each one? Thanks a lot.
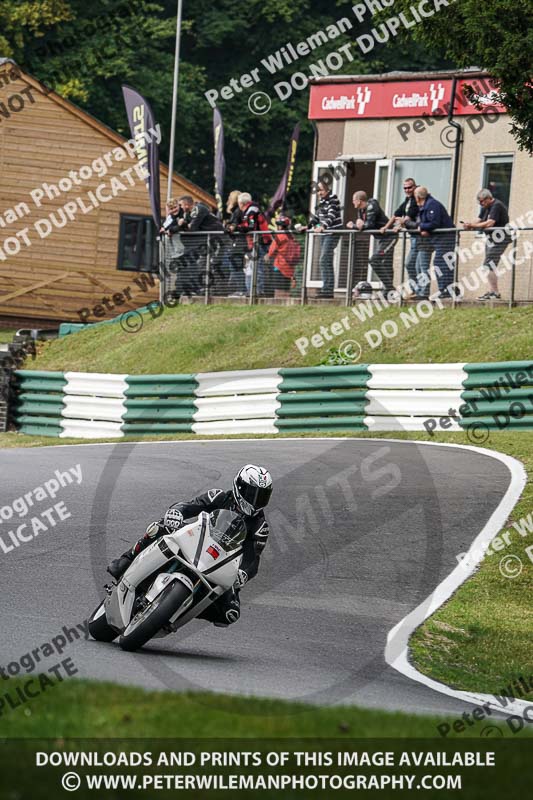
[233,465,273,516]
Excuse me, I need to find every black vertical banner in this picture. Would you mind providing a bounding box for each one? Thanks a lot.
[266,122,301,219]
[122,85,161,227]
[213,107,226,219]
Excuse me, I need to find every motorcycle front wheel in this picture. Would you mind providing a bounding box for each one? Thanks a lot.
[88,600,119,642]
[119,581,191,652]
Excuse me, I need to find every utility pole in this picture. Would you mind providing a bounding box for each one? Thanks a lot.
[167,0,184,202]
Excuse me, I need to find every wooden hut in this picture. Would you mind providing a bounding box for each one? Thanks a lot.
[0,59,214,325]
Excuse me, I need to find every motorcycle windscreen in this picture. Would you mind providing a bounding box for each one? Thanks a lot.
[196,510,246,589]
[209,509,246,550]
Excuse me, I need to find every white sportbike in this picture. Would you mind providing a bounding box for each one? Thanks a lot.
[88,509,245,651]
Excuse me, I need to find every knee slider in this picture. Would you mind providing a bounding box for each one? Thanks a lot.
[226,608,240,624]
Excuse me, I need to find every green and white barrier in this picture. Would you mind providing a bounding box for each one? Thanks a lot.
[122,375,199,436]
[11,361,533,438]
[12,371,67,437]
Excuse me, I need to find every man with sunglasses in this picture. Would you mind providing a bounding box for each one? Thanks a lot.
[381,178,430,299]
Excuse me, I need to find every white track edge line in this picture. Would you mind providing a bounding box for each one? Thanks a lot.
[2,436,528,716]
[384,442,529,718]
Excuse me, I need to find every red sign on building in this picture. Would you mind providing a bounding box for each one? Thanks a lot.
[309,79,506,120]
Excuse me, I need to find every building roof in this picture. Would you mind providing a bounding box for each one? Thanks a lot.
[310,68,490,84]
[0,59,214,205]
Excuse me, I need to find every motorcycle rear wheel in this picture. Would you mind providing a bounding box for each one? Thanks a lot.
[119,581,191,652]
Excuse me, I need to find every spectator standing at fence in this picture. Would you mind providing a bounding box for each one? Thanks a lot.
[224,190,246,295]
[173,195,199,294]
[178,195,226,295]
[235,193,272,296]
[225,190,241,225]
[380,177,428,298]
[264,216,300,299]
[348,191,397,299]
[463,189,511,301]
[160,198,182,234]
[311,181,343,299]
[178,195,225,235]
[414,187,456,299]
[159,199,186,298]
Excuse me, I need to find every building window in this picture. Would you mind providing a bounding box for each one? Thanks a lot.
[117,214,158,272]
[482,156,513,208]
[391,158,452,213]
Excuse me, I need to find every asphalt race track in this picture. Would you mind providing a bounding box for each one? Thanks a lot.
[0,438,514,717]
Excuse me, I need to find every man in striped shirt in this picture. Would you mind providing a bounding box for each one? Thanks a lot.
[313,181,343,298]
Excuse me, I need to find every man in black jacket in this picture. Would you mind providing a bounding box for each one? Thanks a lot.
[107,465,273,627]
[177,196,225,234]
[177,196,226,295]
[348,191,397,298]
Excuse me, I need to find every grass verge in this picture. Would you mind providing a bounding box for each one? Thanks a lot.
[408,437,533,699]
[0,328,16,344]
[25,304,533,373]
[0,679,530,739]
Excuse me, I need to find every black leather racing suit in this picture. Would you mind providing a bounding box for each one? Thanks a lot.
[109,489,270,626]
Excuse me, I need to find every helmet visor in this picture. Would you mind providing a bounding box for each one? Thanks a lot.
[238,479,272,511]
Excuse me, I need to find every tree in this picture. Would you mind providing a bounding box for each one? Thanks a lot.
[391,0,533,153]
[1,1,455,204]
[0,0,72,56]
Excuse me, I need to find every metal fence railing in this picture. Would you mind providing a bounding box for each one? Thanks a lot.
[159,230,308,305]
[158,228,533,307]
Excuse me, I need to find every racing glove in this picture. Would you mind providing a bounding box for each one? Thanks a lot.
[164,508,184,531]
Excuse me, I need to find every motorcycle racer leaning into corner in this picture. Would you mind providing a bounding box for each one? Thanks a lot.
[107,465,273,628]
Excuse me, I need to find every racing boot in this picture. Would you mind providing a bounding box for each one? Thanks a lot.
[107,552,134,580]
[213,589,241,628]
[107,522,163,580]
